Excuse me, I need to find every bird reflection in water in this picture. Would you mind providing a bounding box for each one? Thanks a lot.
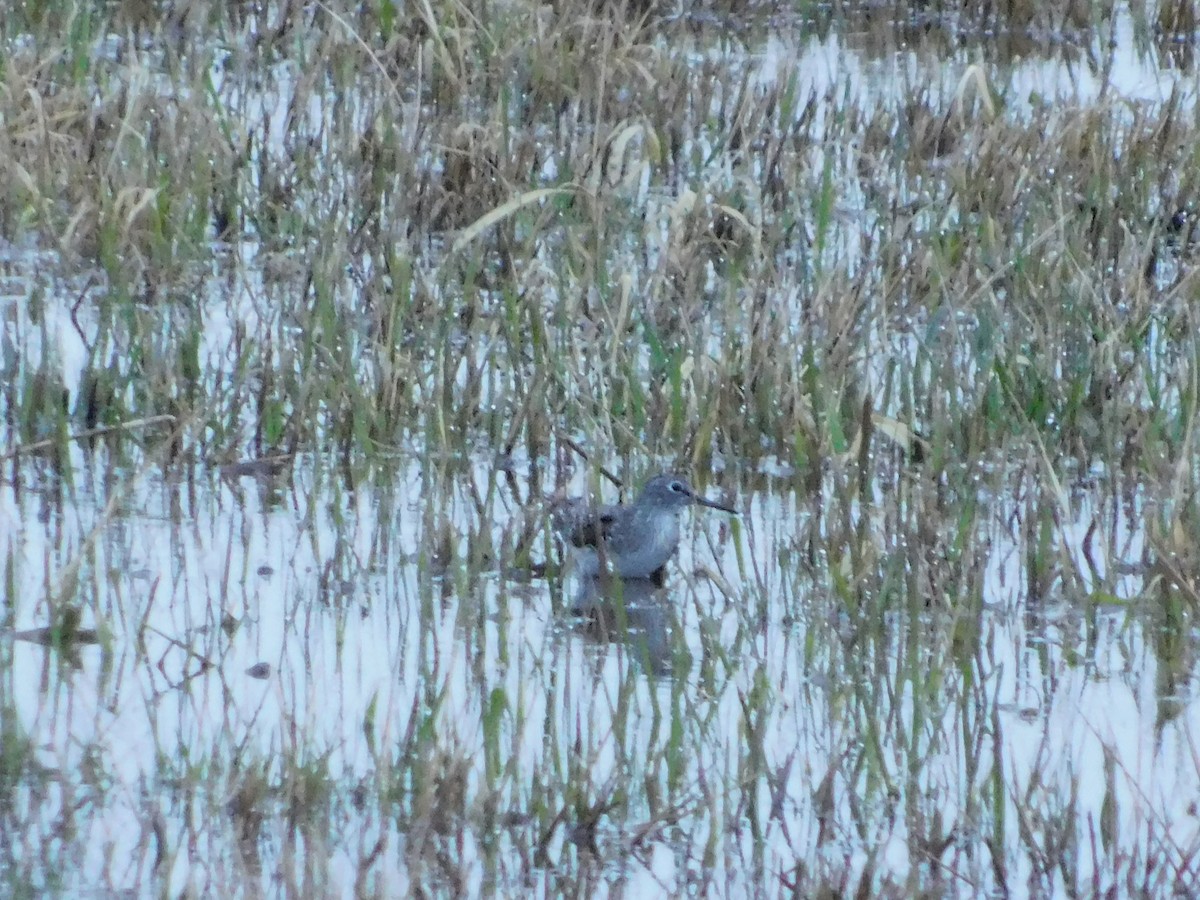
[568,576,682,678]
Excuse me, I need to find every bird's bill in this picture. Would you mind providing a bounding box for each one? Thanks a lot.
[695,495,738,514]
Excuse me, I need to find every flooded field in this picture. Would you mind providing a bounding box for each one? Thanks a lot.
[4,0,1200,895]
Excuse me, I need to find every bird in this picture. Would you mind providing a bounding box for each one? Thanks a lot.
[552,473,737,581]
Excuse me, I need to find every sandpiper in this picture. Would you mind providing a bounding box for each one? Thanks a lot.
[553,473,738,580]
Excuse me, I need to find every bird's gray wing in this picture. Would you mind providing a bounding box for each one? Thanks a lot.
[567,510,617,549]
[551,499,617,548]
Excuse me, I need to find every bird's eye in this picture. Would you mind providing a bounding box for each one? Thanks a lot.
[670,481,686,493]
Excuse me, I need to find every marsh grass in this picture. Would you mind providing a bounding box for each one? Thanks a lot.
[4,0,1200,895]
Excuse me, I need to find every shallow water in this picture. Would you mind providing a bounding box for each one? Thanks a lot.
[2,445,1194,895]
[5,2,1200,895]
